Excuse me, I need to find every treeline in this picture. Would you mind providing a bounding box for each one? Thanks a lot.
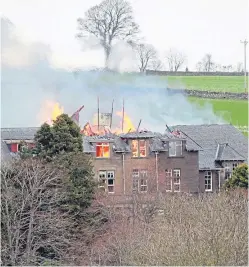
[146,70,249,76]
[76,0,246,73]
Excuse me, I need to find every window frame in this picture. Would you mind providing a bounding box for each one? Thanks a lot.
[96,142,110,158]
[204,171,212,192]
[132,169,148,193]
[173,168,181,192]
[173,169,181,177]
[169,141,182,157]
[131,139,147,158]
[98,170,115,193]
[232,163,238,170]
[165,169,173,192]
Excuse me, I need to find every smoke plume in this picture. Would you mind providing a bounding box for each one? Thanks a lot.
[1,18,222,132]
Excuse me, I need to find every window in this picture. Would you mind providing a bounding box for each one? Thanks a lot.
[99,171,107,191]
[232,163,238,170]
[173,177,180,192]
[140,178,148,192]
[173,169,181,177]
[96,143,110,158]
[132,169,148,193]
[173,169,181,192]
[98,170,115,193]
[131,140,146,158]
[204,171,212,192]
[139,140,146,157]
[225,172,232,180]
[224,165,232,180]
[169,141,182,157]
[165,169,172,192]
[8,143,19,153]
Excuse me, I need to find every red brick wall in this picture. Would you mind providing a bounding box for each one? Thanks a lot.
[92,139,200,197]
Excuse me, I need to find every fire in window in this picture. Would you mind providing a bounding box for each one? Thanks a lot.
[98,170,115,193]
[96,143,110,158]
[139,140,146,157]
[132,169,148,193]
[131,140,146,158]
[132,140,139,157]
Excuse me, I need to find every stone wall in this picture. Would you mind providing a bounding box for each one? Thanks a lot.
[166,88,248,100]
[146,70,248,76]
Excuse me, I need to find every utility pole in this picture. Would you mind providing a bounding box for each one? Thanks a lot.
[240,39,248,92]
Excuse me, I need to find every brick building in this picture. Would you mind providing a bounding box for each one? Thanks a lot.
[1,124,247,199]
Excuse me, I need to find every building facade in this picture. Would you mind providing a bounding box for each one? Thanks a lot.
[1,124,247,200]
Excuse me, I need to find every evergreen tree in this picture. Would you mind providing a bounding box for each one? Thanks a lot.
[31,114,96,216]
[34,114,83,160]
[224,163,248,189]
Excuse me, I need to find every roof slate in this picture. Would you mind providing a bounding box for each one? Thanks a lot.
[172,124,248,169]
[216,143,245,161]
[1,127,39,140]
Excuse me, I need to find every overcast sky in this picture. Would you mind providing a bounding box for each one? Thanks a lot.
[1,0,248,70]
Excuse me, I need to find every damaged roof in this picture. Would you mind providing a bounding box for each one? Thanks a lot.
[172,124,248,170]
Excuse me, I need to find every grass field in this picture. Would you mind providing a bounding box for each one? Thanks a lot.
[163,76,248,93]
[188,97,248,135]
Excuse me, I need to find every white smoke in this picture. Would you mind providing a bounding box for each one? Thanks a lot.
[1,18,223,131]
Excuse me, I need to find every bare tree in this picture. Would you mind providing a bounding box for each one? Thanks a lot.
[135,43,157,72]
[197,53,215,72]
[237,62,243,72]
[88,191,248,266]
[150,58,163,71]
[1,159,72,265]
[76,0,139,68]
[165,48,186,71]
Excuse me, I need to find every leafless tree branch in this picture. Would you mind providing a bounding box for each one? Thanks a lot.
[165,48,186,71]
[77,0,139,68]
[135,43,157,72]
[1,159,72,265]
[197,53,215,72]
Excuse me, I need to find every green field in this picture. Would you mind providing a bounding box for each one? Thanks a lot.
[163,76,248,92]
[188,96,248,134]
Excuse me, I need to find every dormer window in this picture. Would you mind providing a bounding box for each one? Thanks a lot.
[131,140,146,158]
[96,143,110,158]
[169,141,182,157]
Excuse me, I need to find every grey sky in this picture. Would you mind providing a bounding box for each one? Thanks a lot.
[1,0,248,70]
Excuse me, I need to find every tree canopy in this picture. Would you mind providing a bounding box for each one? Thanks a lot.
[224,163,248,189]
[34,114,83,161]
[76,0,139,67]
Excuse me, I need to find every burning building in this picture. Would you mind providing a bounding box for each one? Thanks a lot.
[1,100,248,203]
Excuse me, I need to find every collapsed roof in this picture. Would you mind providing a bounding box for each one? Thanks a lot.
[2,124,246,170]
[0,127,201,161]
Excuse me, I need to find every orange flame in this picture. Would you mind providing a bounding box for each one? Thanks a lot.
[82,111,135,136]
[116,111,135,133]
[51,102,64,121]
[38,100,64,125]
